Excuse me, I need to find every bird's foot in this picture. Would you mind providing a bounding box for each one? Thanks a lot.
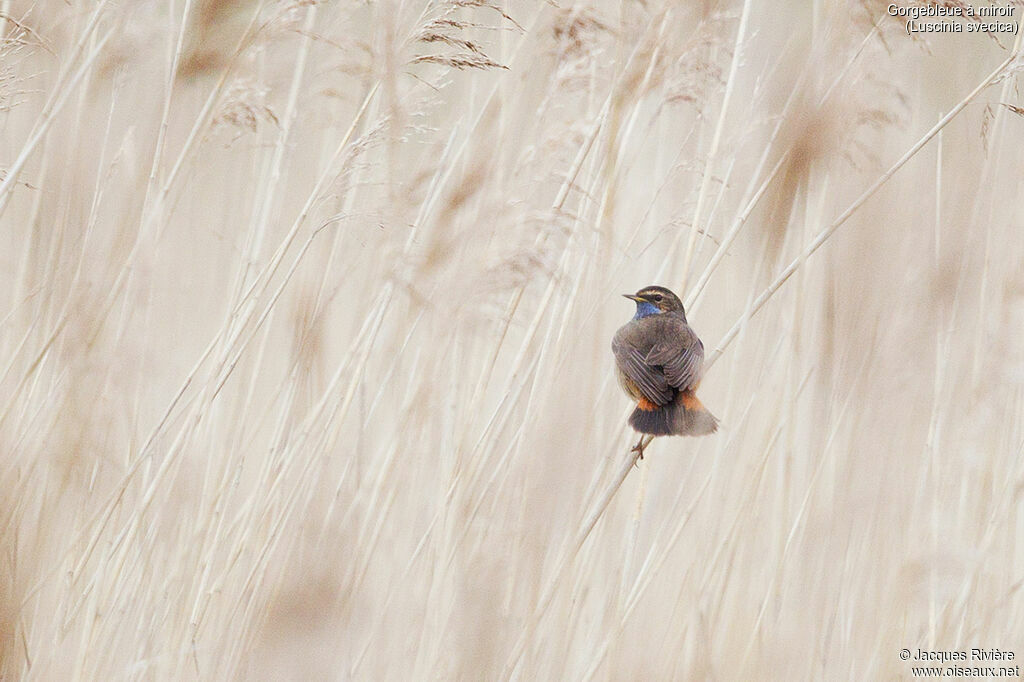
[631,436,647,461]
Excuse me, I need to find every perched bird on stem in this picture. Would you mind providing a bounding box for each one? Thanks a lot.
[612,285,717,458]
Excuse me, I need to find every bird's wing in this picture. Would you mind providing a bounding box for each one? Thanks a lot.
[612,337,673,406]
[644,317,705,392]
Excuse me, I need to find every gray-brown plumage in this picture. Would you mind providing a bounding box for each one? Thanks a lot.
[613,286,717,446]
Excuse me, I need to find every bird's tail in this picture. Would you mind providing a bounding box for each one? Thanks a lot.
[629,391,718,437]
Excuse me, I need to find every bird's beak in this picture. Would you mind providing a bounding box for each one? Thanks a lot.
[623,294,643,302]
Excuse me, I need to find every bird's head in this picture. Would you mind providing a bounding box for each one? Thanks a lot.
[624,285,686,320]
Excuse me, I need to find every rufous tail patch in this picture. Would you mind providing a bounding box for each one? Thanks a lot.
[636,397,658,412]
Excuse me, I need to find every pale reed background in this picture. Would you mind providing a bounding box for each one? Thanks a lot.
[1,0,1023,679]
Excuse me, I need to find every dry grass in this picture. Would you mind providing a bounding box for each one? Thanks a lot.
[1,0,1023,679]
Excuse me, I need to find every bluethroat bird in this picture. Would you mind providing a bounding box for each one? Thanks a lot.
[613,285,717,457]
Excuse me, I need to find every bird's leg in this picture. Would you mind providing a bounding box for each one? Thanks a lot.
[631,434,648,460]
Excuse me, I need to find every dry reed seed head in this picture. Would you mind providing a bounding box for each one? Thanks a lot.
[545,6,618,95]
[991,52,1024,86]
[0,16,39,113]
[409,0,520,71]
[550,6,613,58]
[318,39,376,92]
[328,119,388,197]
[1001,103,1024,117]
[0,9,49,51]
[416,21,486,55]
[661,25,728,111]
[258,0,330,41]
[449,0,524,32]
[981,103,995,152]
[410,53,508,71]
[212,80,281,141]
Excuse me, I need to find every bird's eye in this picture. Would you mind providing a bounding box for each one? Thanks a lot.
[653,294,663,302]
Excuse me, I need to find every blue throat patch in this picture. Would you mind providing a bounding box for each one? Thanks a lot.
[632,301,660,319]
